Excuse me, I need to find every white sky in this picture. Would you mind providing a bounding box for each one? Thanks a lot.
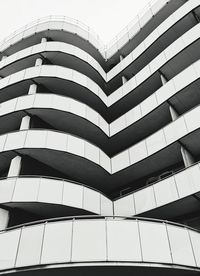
[0,0,150,44]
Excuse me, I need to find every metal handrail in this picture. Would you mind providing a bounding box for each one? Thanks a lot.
[115,160,200,200]
[0,0,170,55]
[0,15,104,47]
[2,214,199,233]
[0,160,199,203]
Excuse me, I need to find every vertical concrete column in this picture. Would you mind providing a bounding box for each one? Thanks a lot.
[120,55,123,62]
[7,156,22,177]
[168,103,194,167]
[181,146,195,168]
[120,55,128,85]
[122,75,127,85]
[35,57,43,67]
[20,115,31,130]
[7,115,31,177]
[169,105,179,121]
[35,38,46,66]
[41,37,47,43]
[28,83,37,95]
[160,73,167,85]
[0,208,9,230]
[28,51,44,95]
[1,55,7,61]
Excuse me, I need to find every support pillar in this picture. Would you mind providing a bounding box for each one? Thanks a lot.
[7,114,31,177]
[20,115,31,130]
[122,75,127,85]
[35,57,43,67]
[169,105,179,121]
[28,83,37,95]
[168,104,194,167]
[28,54,44,95]
[1,55,7,61]
[120,55,128,85]
[41,37,47,43]
[181,146,195,168]
[7,156,22,177]
[160,73,168,85]
[0,208,9,230]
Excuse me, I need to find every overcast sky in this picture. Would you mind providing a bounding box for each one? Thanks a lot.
[0,0,150,44]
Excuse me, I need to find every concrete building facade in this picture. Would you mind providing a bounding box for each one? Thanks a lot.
[0,0,200,275]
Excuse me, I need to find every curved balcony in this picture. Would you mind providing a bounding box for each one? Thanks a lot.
[0,102,199,194]
[1,161,200,220]
[107,0,200,80]
[0,0,193,85]
[109,58,200,140]
[0,58,200,156]
[0,93,110,153]
[106,0,192,61]
[111,104,200,174]
[1,159,200,220]
[0,176,112,217]
[1,163,200,221]
[1,3,200,275]
[107,24,200,118]
[0,0,191,71]
[0,65,108,117]
[0,41,106,89]
[1,17,199,97]
[0,16,106,67]
[0,216,199,275]
[114,161,200,218]
[0,93,108,133]
[1,21,200,124]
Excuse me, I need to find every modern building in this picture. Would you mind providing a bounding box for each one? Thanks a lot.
[0,0,200,275]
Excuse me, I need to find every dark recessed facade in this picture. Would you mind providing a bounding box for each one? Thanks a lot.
[0,0,200,275]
